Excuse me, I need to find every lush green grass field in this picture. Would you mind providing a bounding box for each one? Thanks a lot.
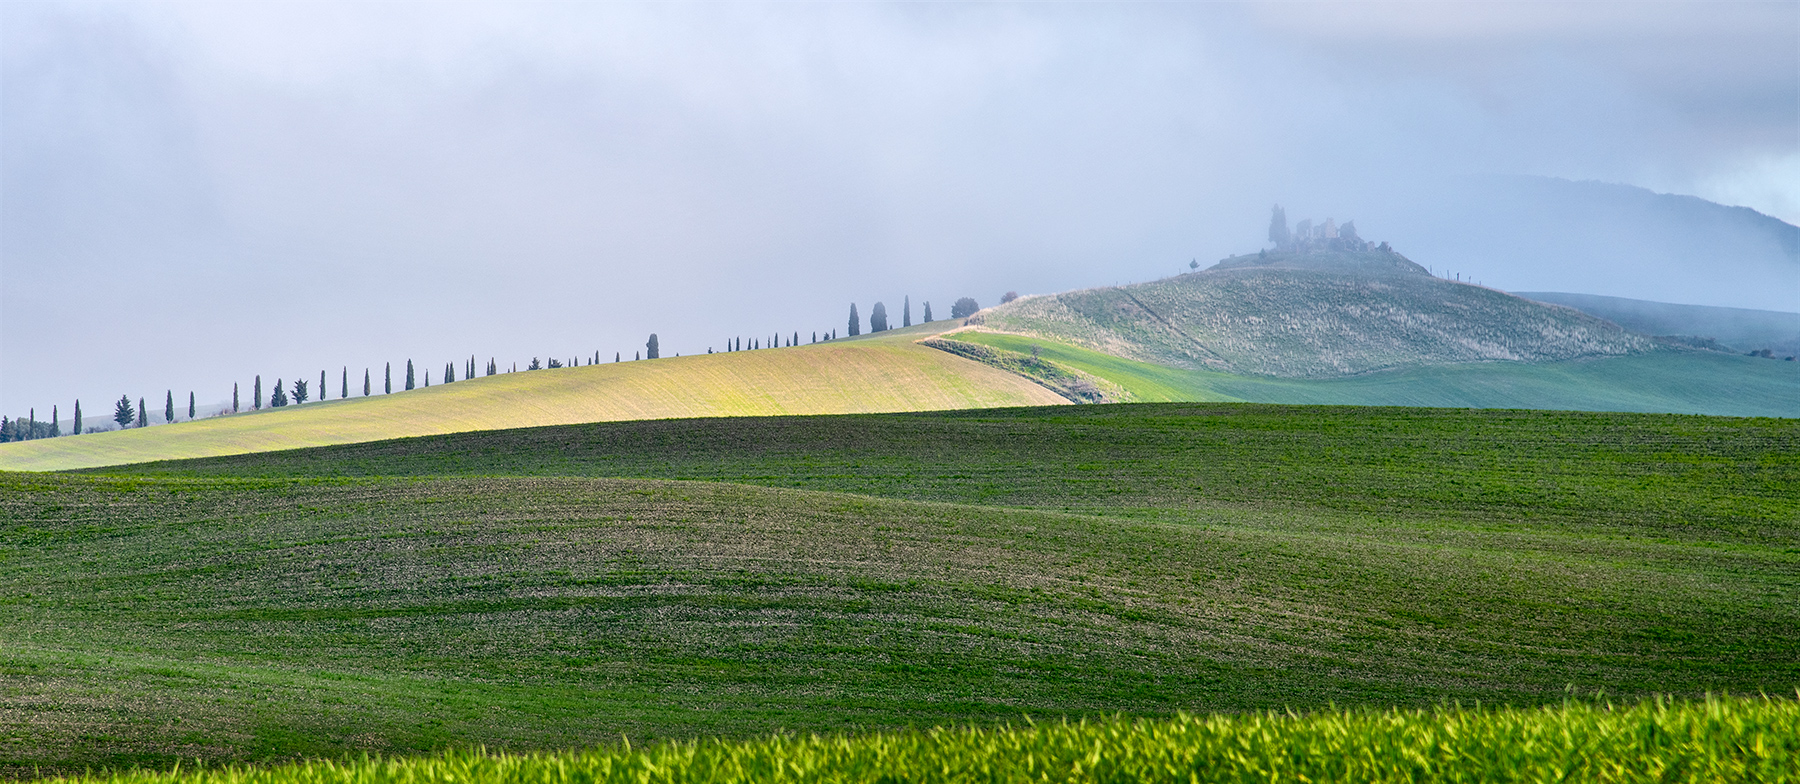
[45,697,1800,784]
[956,331,1800,417]
[7,404,1795,775]
[0,325,1061,473]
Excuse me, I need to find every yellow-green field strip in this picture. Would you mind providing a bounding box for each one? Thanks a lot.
[42,697,1798,784]
[0,326,1062,472]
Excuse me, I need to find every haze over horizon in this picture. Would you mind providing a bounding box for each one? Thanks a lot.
[3,1,1796,416]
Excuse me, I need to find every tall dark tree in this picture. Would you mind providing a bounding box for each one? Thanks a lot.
[50,405,60,437]
[292,378,309,405]
[951,297,980,319]
[73,400,82,435]
[615,352,620,362]
[406,360,416,390]
[364,369,371,396]
[634,351,640,360]
[848,303,861,336]
[254,376,262,410]
[385,363,393,393]
[793,331,799,346]
[342,367,349,398]
[529,358,542,370]
[189,391,196,419]
[870,301,888,332]
[27,408,34,439]
[1269,204,1289,246]
[115,395,134,427]
[904,296,912,327]
[165,390,175,423]
[647,334,660,359]
[923,301,933,322]
[233,383,239,412]
[270,381,287,407]
[137,397,147,426]
[321,370,328,400]
[446,361,455,382]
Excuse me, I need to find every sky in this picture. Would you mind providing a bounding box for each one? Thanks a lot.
[3,0,1797,417]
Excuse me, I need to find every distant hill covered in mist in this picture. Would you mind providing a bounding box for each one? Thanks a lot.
[1373,176,1799,313]
[1516,292,1800,356]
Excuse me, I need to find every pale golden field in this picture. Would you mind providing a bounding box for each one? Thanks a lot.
[0,324,1063,472]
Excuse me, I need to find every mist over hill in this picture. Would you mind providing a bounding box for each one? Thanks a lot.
[978,247,1654,379]
[1369,176,1799,312]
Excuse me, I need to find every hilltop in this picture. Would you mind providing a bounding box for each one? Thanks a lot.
[978,246,1654,378]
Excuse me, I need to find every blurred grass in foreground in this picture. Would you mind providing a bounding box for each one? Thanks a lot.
[49,696,1798,784]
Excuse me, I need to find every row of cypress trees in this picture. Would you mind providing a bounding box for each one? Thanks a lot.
[9,299,982,442]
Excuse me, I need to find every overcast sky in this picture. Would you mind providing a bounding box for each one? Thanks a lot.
[3,1,1796,416]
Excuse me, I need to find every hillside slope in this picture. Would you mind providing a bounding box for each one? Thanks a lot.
[981,249,1654,378]
[950,331,1800,418]
[0,325,1062,472]
[9,405,1795,772]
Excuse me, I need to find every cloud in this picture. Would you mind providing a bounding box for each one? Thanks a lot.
[2,1,1795,413]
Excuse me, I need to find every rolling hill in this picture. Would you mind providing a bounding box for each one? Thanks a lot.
[7,404,1795,773]
[978,248,1654,378]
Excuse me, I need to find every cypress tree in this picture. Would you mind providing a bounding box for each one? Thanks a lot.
[233,383,239,412]
[446,361,455,383]
[812,332,817,343]
[793,331,799,346]
[364,369,371,396]
[293,378,309,405]
[647,334,660,359]
[138,397,147,426]
[341,367,348,398]
[321,370,328,400]
[848,303,860,336]
[254,376,262,410]
[115,395,135,428]
[165,390,175,423]
[386,364,392,393]
[424,369,430,387]
[188,391,195,419]
[27,408,34,439]
[270,381,287,407]
[73,400,82,435]
[51,405,59,437]
[614,352,620,362]
[904,296,912,327]
[871,302,888,332]
[406,360,415,390]
[924,301,933,322]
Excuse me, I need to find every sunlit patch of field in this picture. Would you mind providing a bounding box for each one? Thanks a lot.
[0,324,1062,472]
[41,696,1800,784]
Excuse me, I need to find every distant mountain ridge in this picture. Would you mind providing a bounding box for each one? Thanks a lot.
[978,247,1655,379]
[1377,175,1799,312]
[1515,292,1800,356]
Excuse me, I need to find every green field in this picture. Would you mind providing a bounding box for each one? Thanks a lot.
[953,330,1800,417]
[43,697,1800,784]
[7,403,1796,776]
[0,325,1062,473]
